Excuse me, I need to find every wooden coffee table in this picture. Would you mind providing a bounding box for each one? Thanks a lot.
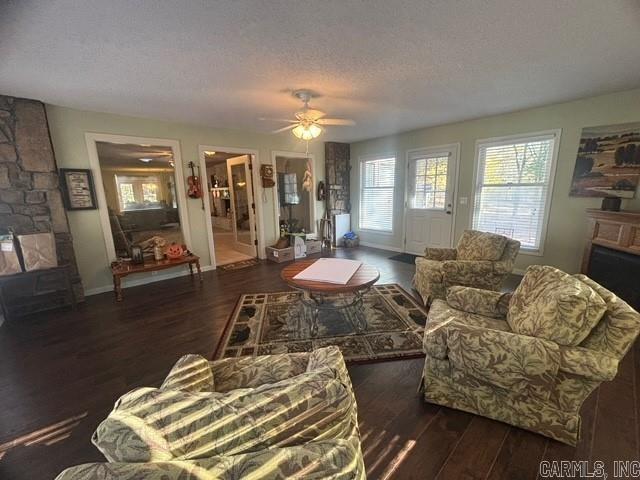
[281,259,380,337]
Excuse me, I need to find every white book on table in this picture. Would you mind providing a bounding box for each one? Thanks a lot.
[293,258,362,284]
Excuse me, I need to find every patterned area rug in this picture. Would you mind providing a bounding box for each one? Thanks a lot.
[215,284,427,362]
[219,258,259,271]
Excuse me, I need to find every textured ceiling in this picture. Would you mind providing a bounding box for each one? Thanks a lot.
[1,0,639,142]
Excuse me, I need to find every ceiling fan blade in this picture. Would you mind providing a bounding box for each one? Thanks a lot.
[316,118,356,126]
[259,117,298,123]
[271,124,297,134]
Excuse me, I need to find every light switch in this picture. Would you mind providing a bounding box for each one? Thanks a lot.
[459,197,468,205]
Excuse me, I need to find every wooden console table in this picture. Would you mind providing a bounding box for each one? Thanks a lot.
[110,254,202,301]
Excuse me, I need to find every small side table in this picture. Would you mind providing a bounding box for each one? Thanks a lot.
[110,254,202,301]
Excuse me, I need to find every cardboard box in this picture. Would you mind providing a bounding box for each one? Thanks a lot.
[266,246,294,263]
[305,240,322,255]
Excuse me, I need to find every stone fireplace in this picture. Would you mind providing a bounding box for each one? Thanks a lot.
[0,94,83,303]
[324,142,350,217]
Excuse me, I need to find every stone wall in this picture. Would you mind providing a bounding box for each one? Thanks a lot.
[0,95,83,301]
[324,142,350,217]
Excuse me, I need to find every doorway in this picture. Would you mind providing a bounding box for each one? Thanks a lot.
[404,144,459,255]
[202,150,258,266]
[85,133,192,262]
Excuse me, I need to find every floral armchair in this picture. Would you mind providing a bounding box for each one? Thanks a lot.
[413,229,520,304]
[420,265,640,445]
[56,347,365,480]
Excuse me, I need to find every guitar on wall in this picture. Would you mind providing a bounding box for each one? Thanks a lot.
[187,161,205,209]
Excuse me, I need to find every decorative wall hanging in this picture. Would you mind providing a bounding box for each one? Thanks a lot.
[59,168,97,210]
[187,161,203,199]
[317,181,326,201]
[260,164,275,187]
[570,121,640,198]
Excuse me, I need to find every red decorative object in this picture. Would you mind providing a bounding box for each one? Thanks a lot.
[165,243,184,259]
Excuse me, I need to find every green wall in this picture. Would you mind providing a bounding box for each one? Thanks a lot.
[46,106,325,294]
[350,88,640,273]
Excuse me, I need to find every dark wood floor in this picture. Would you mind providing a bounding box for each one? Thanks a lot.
[0,247,638,479]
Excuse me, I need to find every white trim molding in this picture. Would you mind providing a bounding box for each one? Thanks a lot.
[357,152,398,233]
[198,145,263,265]
[84,132,192,263]
[469,129,562,257]
[402,143,460,252]
[271,150,317,239]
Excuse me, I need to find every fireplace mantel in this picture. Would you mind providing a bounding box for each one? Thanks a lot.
[581,209,640,273]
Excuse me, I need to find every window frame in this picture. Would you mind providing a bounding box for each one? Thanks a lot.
[358,153,397,234]
[470,129,561,256]
[115,174,164,212]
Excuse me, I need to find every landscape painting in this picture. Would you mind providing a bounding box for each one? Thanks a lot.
[570,122,640,198]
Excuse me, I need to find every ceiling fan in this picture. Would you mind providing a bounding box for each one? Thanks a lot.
[261,90,355,140]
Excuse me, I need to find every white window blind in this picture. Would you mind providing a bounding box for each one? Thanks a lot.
[359,156,396,231]
[472,133,558,252]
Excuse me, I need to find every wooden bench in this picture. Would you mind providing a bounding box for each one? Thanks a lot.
[110,254,202,301]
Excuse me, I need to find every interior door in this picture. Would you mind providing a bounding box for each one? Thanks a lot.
[404,148,457,255]
[227,155,257,257]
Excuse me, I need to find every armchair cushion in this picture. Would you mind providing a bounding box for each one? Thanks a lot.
[456,230,508,261]
[427,322,560,401]
[446,286,511,319]
[211,351,309,392]
[441,260,495,284]
[160,354,214,393]
[93,367,353,462]
[559,346,618,381]
[424,247,457,261]
[508,265,607,346]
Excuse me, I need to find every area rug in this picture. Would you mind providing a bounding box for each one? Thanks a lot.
[219,258,260,271]
[388,253,418,265]
[214,284,427,363]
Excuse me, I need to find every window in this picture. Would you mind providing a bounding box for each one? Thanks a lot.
[359,156,396,232]
[472,131,559,253]
[410,155,449,209]
[115,174,164,211]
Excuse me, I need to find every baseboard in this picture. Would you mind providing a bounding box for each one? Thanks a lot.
[359,241,404,253]
[84,264,216,296]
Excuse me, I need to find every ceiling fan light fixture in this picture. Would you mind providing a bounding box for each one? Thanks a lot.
[292,123,322,140]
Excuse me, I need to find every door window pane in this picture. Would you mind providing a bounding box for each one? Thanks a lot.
[411,155,449,209]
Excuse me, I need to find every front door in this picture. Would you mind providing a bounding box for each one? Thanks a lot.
[227,155,257,257]
[404,147,457,255]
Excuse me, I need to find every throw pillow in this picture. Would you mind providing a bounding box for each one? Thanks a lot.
[507,265,607,346]
[456,230,507,261]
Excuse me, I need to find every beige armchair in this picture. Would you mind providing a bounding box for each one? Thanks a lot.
[420,265,640,445]
[56,347,366,480]
[413,229,520,304]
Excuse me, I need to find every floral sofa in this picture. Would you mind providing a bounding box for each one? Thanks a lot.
[56,346,365,479]
[420,265,640,445]
[413,229,520,304]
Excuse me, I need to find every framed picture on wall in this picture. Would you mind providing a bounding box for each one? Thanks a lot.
[59,168,98,210]
[569,121,640,198]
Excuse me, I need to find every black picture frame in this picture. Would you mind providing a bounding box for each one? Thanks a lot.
[59,168,98,210]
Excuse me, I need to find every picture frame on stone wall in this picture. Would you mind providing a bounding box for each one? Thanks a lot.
[59,168,98,210]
